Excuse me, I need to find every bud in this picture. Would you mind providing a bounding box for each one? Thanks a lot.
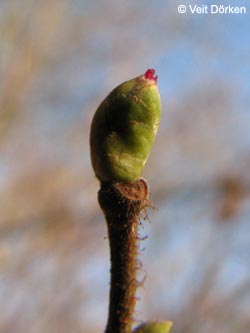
[90,69,161,183]
[133,320,173,333]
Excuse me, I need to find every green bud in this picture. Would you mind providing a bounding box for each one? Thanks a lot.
[133,320,173,333]
[90,69,161,183]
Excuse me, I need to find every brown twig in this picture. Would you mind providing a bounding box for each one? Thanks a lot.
[98,179,150,333]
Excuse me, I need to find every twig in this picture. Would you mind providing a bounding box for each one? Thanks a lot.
[98,179,150,333]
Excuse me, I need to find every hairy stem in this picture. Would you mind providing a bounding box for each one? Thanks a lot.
[98,179,149,333]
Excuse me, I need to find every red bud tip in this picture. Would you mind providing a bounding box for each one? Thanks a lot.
[144,68,158,83]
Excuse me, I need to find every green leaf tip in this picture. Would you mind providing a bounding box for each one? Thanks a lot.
[133,320,173,333]
[90,69,162,183]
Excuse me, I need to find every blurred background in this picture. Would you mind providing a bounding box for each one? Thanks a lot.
[0,0,250,332]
